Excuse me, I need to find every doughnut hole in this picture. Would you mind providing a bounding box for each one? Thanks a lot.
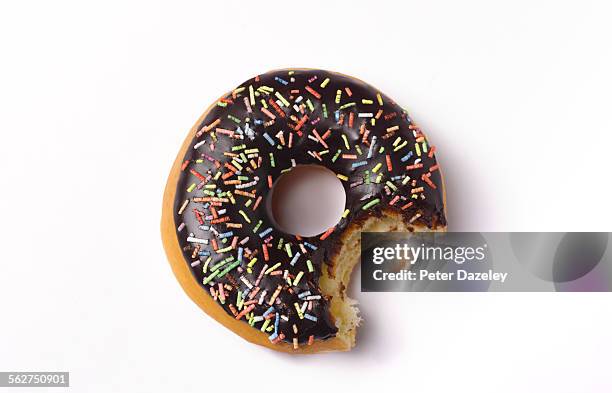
[268,165,346,237]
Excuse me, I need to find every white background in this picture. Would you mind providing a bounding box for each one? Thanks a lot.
[1,1,611,392]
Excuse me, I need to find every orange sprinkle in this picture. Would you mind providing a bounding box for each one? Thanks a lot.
[305,85,321,99]
[401,202,414,210]
[211,216,230,224]
[428,146,436,158]
[319,227,334,240]
[253,196,262,211]
[312,129,328,148]
[422,173,437,189]
[234,190,256,198]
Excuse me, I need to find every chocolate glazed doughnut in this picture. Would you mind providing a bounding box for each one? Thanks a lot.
[161,69,447,353]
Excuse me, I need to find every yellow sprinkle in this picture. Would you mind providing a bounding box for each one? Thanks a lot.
[265,263,281,274]
[337,173,349,181]
[342,209,350,218]
[239,210,251,223]
[320,78,330,88]
[249,85,255,105]
[372,163,383,173]
[293,271,304,286]
[342,134,350,150]
[394,140,407,152]
[247,257,258,268]
[415,143,421,156]
[275,91,290,107]
[377,93,383,105]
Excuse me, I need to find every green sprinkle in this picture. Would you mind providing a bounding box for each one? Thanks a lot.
[228,115,241,124]
[253,220,262,233]
[307,259,314,273]
[203,257,211,273]
[216,246,233,254]
[332,149,341,162]
[306,99,314,112]
[202,270,220,285]
[217,260,241,278]
[362,198,381,210]
[285,243,292,257]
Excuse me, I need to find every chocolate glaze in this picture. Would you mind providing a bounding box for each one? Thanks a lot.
[173,69,445,345]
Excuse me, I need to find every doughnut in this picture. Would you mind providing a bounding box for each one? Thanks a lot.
[161,69,446,353]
